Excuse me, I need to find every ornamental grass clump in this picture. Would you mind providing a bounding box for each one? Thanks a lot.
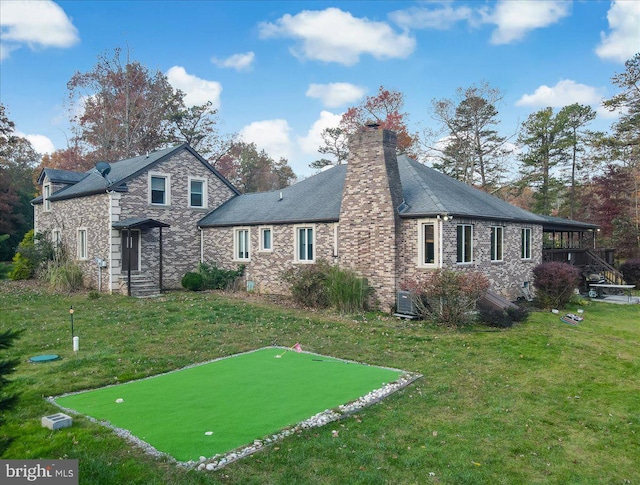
[532,262,580,309]
[404,269,489,328]
[325,265,372,313]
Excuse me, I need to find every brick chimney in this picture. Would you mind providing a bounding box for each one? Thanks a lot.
[338,126,403,310]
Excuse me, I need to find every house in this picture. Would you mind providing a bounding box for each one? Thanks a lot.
[33,144,239,295]
[199,126,599,309]
[35,126,602,309]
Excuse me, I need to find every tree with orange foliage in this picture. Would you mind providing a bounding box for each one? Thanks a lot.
[312,86,415,169]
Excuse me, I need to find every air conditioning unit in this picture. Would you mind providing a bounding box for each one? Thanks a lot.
[394,290,418,318]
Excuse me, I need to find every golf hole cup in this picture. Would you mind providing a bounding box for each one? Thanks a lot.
[73,336,79,352]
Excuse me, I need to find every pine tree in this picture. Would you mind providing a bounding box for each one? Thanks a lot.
[0,329,22,455]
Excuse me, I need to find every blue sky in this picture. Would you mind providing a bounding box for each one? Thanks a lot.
[0,0,638,177]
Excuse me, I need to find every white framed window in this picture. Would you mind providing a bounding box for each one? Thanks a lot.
[295,226,314,262]
[521,227,532,260]
[43,183,51,211]
[456,224,473,264]
[52,229,61,248]
[234,228,250,261]
[259,227,273,252]
[189,177,207,208]
[491,226,504,262]
[149,173,170,206]
[418,219,439,267]
[77,228,88,260]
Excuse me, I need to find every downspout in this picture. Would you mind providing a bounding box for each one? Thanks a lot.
[199,227,204,263]
[159,227,163,294]
[127,228,132,297]
[439,218,444,268]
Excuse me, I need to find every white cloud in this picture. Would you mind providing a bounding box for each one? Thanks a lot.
[15,131,55,154]
[515,80,605,107]
[239,119,294,162]
[211,51,255,71]
[487,0,571,45]
[259,7,415,66]
[0,0,79,60]
[166,66,222,108]
[596,104,625,120]
[595,0,640,63]
[305,83,365,108]
[297,110,342,155]
[389,3,474,30]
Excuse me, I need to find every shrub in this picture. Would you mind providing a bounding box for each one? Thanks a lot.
[197,263,245,290]
[41,260,84,293]
[281,260,331,308]
[181,272,203,291]
[8,230,55,280]
[404,269,489,328]
[532,262,580,309]
[620,259,640,286]
[478,305,530,328]
[326,265,372,313]
[0,262,11,280]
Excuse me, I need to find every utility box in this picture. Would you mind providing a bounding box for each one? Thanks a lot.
[394,290,418,319]
[42,413,72,430]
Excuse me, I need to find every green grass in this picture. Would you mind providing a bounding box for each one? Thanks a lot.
[54,348,406,462]
[1,280,639,484]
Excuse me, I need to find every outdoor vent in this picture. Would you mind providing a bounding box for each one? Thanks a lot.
[395,290,417,318]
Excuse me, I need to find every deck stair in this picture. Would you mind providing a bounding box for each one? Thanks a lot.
[584,250,625,285]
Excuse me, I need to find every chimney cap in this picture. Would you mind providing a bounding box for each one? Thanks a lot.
[365,121,380,129]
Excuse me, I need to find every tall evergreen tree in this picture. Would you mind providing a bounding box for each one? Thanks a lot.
[423,82,511,190]
[517,107,570,215]
[557,103,596,218]
[0,329,22,455]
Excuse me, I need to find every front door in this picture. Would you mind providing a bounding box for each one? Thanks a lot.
[122,230,140,271]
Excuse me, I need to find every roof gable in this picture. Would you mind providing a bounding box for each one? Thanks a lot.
[45,144,239,202]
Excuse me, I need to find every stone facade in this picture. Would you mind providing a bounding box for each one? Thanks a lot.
[398,217,542,300]
[36,137,546,307]
[202,222,338,295]
[200,127,545,309]
[337,128,403,310]
[35,190,111,290]
[35,148,237,293]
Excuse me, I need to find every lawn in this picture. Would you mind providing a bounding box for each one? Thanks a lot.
[54,347,411,464]
[0,280,639,484]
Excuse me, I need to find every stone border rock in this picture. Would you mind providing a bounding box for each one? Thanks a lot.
[48,347,422,472]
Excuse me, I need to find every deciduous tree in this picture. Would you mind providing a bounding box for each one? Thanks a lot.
[217,141,295,193]
[313,86,415,169]
[67,47,182,162]
[0,104,40,260]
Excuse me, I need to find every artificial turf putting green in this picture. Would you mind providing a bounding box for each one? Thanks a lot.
[54,347,407,462]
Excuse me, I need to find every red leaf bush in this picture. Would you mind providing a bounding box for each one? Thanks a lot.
[403,269,489,328]
[532,262,580,309]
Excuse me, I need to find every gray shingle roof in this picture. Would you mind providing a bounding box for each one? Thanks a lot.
[34,144,238,203]
[37,168,86,185]
[199,155,554,227]
[397,156,547,223]
[199,165,347,227]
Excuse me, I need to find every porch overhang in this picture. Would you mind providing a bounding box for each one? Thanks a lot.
[112,218,171,230]
[113,218,170,296]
